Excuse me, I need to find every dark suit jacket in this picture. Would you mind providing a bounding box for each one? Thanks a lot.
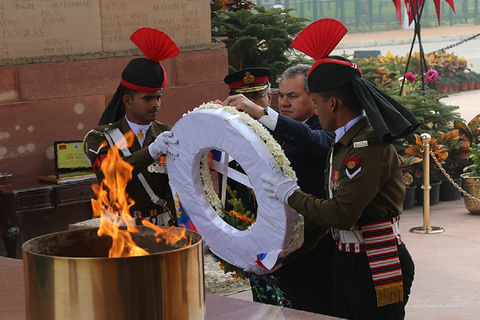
[274,114,334,198]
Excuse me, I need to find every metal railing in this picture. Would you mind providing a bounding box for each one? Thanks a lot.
[410,133,480,234]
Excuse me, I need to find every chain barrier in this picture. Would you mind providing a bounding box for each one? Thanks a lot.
[429,149,480,203]
[429,33,480,54]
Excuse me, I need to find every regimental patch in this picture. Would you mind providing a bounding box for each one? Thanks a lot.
[353,140,368,148]
[92,153,107,174]
[345,157,361,179]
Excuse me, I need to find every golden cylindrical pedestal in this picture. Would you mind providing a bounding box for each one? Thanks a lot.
[409,133,444,234]
[23,226,205,320]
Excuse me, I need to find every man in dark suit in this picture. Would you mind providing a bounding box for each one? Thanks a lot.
[223,64,336,315]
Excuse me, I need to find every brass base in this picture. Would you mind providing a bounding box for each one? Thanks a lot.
[409,226,445,234]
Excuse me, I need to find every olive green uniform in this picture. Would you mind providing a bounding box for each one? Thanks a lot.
[289,116,404,228]
[288,117,414,320]
[83,117,175,219]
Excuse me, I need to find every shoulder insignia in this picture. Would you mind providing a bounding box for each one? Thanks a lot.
[345,157,361,179]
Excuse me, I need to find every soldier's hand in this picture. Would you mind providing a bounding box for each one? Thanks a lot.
[261,171,299,204]
[149,131,179,160]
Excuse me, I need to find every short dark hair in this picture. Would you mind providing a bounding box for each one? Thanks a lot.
[279,64,311,93]
[319,82,362,114]
[119,84,141,100]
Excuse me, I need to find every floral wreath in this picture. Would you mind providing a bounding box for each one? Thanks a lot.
[168,103,304,276]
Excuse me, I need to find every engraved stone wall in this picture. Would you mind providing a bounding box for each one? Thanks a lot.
[0,0,211,60]
[0,0,228,176]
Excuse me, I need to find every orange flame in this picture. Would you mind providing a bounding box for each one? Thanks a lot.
[91,131,190,257]
[142,220,192,247]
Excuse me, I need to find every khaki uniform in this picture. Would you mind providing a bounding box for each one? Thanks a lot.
[289,116,404,229]
[288,116,414,319]
[83,117,175,218]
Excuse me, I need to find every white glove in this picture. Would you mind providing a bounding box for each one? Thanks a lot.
[148,131,179,159]
[261,172,299,204]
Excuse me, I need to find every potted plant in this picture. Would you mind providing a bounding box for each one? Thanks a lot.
[398,153,423,209]
[436,76,451,94]
[450,73,461,91]
[465,72,476,90]
[470,71,480,90]
[460,143,480,214]
[435,130,471,201]
[404,134,446,205]
[456,72,467,91]
[454,114,480,145]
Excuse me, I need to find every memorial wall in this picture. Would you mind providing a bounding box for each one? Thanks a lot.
[0,0,228,175]
[0,0,212,60]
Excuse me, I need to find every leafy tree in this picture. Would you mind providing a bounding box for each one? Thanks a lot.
[211,6,309,85]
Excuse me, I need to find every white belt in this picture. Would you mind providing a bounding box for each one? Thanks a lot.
[333,220,400,244]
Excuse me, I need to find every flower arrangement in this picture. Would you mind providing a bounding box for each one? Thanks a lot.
[424,69,439,82]
[355,51,468,94]
[193,103,302,280]
[404,72,416,82]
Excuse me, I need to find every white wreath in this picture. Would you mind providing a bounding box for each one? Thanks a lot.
[167,103,304,275]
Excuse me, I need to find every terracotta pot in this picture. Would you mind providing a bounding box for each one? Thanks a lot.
[437,84,448,94]
[459,81,468,91]
[475,81,480,90]
[467,81,475,90]
[463,177,480,215]
[452,83,460,91]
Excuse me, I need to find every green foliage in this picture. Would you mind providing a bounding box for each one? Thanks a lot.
[223,185,255,231]
[395,89,462,143]
[211,6,309,86]
[454,114,480,145]
[436,130,472,178]
[249,274,292,308]
[462,144,480,178]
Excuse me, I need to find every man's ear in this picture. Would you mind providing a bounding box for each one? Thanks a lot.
[329,96,338,111]
[267,92,273,105]
[122,94,132,108]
